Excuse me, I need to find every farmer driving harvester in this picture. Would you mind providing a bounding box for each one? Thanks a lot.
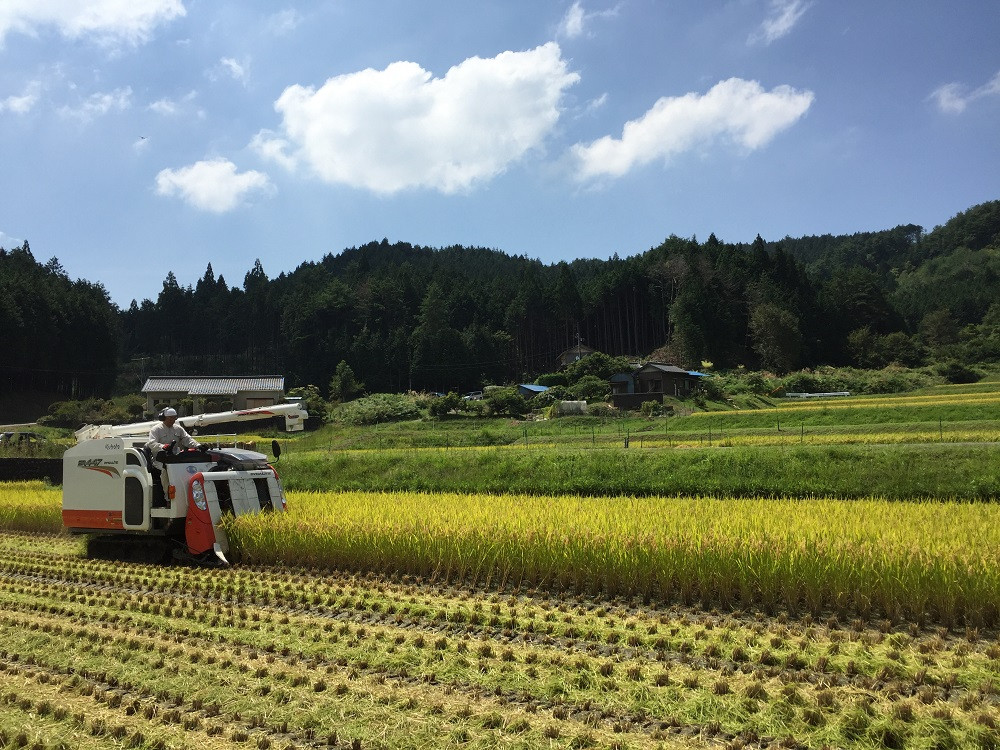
[145,408,203,497]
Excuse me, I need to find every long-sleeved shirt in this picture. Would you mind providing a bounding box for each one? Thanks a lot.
[146,422,199,455]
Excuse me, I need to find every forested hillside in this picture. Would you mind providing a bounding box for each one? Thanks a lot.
[3,200,999,402]
[0,243,118,411]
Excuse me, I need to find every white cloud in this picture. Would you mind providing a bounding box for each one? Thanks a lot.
[930,71,1000,114]
[585,92,608,114]
[0,0,185,46]
[749,0,811,45]
[249,130,297,171]
[0,81,41,114]
[258,42,579,194]
[559,2,586,38]
[219,56,250,86]
[149,98,177,116]
[148,90,201,117]
[266,9,302,36]
[557,2,620,40]
[571,77,814,181]
[0,231,23,248]
[58,86,132,121]
[155,158,272,213]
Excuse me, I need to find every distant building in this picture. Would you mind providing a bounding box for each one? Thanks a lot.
[558,344,595,367]
[610,363,707,410]
[517,384,550,399]
[142,376,286,416]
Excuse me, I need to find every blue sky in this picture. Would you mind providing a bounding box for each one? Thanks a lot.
[1,1,998,308]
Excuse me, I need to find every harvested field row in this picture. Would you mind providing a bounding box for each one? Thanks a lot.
[1,532,998,750]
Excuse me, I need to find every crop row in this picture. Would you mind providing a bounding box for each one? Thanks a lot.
[224,490,1000,628]
[3,481,1000,628]
[1,532,998,750]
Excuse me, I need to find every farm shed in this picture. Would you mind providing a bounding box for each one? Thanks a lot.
[517,384,550,398]
[142,375,286,416]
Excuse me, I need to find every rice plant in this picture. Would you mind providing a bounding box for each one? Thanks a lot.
[226,490,1000,627]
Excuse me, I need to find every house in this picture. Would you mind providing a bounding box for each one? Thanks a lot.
[142,376,286,416]
[517,384,550,399]
[610,363,707,410]
[558,344,595,367]
[635,363,698,397]
[610,372,635,396]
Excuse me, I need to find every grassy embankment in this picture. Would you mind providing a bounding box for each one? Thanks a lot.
[273,380,1000,499]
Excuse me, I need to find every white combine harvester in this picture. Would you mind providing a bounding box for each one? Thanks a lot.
[62,403,307,564]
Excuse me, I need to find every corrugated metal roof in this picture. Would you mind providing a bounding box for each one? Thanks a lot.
[142,376,285,395]
[637,363,690,375]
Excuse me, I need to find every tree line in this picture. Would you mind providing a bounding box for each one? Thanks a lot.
[0,243,118,401]
[4,200,999,402]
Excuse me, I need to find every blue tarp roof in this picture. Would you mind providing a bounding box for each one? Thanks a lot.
[687,371,710,377]
[519,384,550,393]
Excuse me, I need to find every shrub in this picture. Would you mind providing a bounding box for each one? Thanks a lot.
[458,399,488,417]
[428,392,463,418]
[38,395,145,428]
[781,372,821,395]
[544,385,571,401]
[528,391,557,409]
[696,376,726,401]
[563,352,632,383]
[639,400,663,417]
[485,388,528,418]
[287,385,329,424]
[936,360,981,384]
[536,373,568,387]
[587,402,618,418]
[331,393,420,426]
[569,375,609,402]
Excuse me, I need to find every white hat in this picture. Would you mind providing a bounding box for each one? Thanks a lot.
[162,408,177,417]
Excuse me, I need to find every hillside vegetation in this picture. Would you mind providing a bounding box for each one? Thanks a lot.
[3,200,999,412]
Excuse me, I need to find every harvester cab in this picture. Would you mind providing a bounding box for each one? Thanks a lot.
[62,403,305,565]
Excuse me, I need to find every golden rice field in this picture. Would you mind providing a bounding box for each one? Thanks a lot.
[711,391,1000,415]
[4,481,999,629]
[225,490,1000,629]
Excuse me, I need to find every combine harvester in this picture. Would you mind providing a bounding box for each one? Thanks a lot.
[62,403,307,564]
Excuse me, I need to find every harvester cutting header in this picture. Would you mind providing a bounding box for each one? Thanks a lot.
[62,402,308,565]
